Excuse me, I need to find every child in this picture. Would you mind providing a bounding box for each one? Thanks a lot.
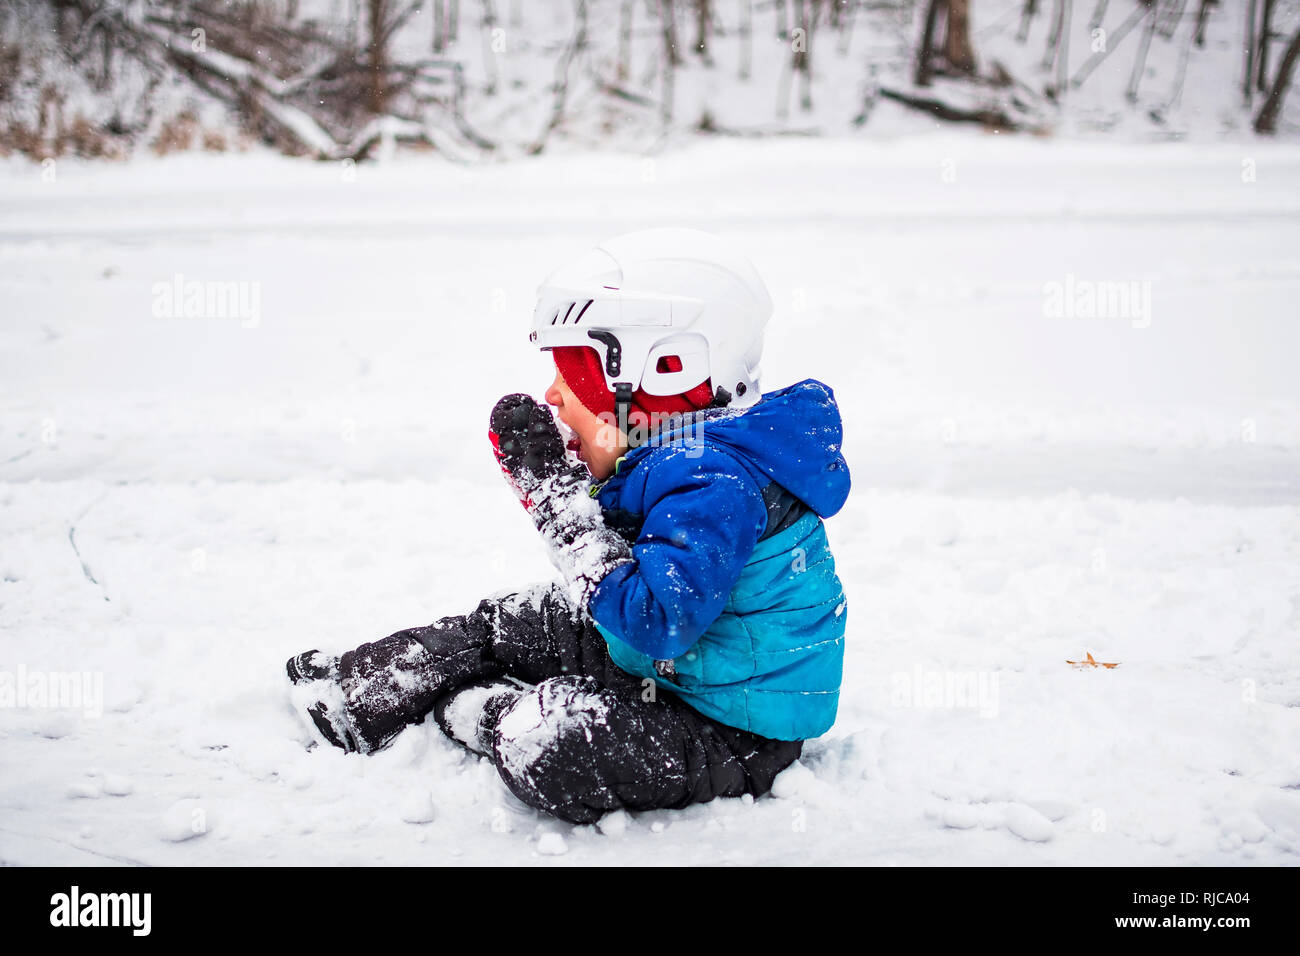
[286,228,850,825]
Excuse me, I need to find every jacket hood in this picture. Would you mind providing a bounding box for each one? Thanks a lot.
[661,379,851,519]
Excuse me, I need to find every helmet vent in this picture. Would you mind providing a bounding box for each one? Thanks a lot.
[550,300,595,325]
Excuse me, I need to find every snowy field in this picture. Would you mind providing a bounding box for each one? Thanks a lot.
[2,135,1300,865]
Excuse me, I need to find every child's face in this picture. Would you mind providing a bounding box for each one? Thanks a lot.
[545,369,625,481]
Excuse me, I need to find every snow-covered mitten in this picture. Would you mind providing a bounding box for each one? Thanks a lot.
[489,393,633,608]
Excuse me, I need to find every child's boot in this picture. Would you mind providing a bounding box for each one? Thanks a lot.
[287,624,484,754]
[285,650,362,752]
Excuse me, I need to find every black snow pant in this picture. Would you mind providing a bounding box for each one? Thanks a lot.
[327,581,804,825]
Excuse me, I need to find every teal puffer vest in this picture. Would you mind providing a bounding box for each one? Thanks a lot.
[596,510,846,741]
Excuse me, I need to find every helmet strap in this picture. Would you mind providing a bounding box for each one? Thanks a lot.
[614,381,635,447]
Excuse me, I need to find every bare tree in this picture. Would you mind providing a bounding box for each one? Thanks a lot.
[916,0,944,84]
[834,0,857,54]
[739,0,753,79]
[1155,0,1198,113]
[695,0,713,64]
[1069,0,1150,88]
[1193,0,1215,47]
[480,0,500,95]
[1053,0,1072,98]
[617,0,635,83]
[1087,0,1108,31]
[1256,0,1276,93]
[659,0,680,125]
[433,0,460,52]
[1017,0,1039,43]
[34,0,494,159]
[530,0,588,152]
[945,0,976,73]
[1255,24,1300,132]
[1126,0,1157,102]
[1041,0,1064,69]
[917,0,977,87]
[776,0,812,116]
[368,0,389,115]
[1245,0,1258,103]
[662,0,681,67]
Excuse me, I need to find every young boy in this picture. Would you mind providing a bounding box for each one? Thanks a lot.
[286,228,850,825]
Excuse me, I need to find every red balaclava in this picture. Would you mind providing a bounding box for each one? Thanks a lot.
[551,345,714,437]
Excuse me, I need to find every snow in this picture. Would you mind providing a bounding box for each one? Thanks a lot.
[596,809,629,837]
[1001,804,1055,843]
[2,134,1299,864]
[535,832,568,856]
[397,790,437,825]
[159,799,210,843]
[100,773,134,797]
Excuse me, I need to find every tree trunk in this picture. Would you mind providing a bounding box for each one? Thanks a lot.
[795,0,812,111]
[739,0,752,79]
[1054,0,1071,98]
[835,0,857,54]
[1244,0,1258,105]
[481,0,499,95]
[695,0,711,62]
[1069,1,1147,88]
[915,0,945,86]
[944,0,976,75]
[617,0,634,82]
[662,0,681,67]
[1256,0,1275,93]
[1042,0,1063,70]
[1017,0,1038,43]
[661,0,678,121]
[1126,1,1157,102]
[1193,0,1213,48]
[1255,25,1300,133]
[433,0,446,52]
[1087,0,1107,31]
[368,0,388,115]
[917,0,977,84]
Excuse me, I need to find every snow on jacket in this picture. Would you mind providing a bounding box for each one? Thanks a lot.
[588,379,851,741]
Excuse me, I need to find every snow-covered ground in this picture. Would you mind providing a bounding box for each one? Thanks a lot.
[2,135,1300,865]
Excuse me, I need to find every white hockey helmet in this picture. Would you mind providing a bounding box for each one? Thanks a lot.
[529,228,772,411]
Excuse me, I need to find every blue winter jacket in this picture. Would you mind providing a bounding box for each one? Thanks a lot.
[588,379,851,741]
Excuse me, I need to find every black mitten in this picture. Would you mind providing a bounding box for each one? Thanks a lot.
[489,394,632,607]
[489,393,586,513]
